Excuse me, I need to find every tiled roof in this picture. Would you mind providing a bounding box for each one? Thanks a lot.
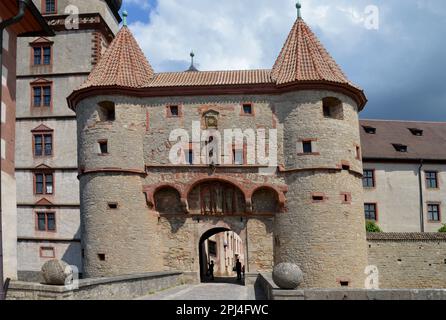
[71,19,366,109]
[360,120,446,161]
[271,18,355,87]
[147,70,272,87]
[81,26,154,89]
[367,233,446,241]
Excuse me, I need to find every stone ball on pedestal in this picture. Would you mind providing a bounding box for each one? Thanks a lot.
[272,263,303,289]
[41,259,72,285]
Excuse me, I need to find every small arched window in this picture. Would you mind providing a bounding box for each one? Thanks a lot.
[322,97,343,120]
[98,101,115,122]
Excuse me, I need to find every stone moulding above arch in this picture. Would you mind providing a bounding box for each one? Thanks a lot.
[142,175,288,214]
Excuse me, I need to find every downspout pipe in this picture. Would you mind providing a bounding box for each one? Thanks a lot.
[0,0,29,301]
[418,160,425,233]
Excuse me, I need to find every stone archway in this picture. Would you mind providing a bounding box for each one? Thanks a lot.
[198,227,230,282]
[154,179,277,282]
[188,180,246,215]
[252,187,280,214]
[154,186,183,214]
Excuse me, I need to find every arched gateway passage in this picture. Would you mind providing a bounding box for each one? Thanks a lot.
[199,227,230,282]
[149,179,281,282]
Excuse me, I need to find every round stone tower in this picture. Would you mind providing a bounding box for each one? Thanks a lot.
[272,7,368,289]
[72,25,161,277]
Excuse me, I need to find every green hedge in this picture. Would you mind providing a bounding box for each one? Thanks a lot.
[439,224,446,233]
[366,220,382,233]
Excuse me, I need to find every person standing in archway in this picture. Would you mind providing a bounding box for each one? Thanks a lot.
[236,259,242,281]
[208,261,215,281]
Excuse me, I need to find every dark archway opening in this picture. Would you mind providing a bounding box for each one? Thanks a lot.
[154,187,183,214]
[188,181,246,215]
[252,187,280,214]
[199,228,245,285]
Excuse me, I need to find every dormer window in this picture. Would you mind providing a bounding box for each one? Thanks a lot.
[409,128,423,136]
[393,144,408,153]
[363,126,376,134]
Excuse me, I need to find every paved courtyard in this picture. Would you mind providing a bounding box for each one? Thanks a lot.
[139,280,266,300]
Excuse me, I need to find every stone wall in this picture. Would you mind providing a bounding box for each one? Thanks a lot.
[80,173,162,278]
[258,273,446,300]
[158,215,274,276]
[7,271,185,300]
[74,89,368,286]
[367,233,446,289]
[273,90,367,289]
[276,170,368,289]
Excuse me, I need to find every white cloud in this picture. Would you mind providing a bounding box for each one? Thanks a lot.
[127,0,374,71]
[126,0,404,72]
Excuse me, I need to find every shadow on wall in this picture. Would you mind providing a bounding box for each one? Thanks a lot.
[61,225,83,279]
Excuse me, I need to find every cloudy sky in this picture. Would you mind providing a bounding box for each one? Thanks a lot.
[121,0,446,121]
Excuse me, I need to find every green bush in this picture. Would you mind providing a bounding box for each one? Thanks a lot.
[366,220,382,233]
[439,224,446,233]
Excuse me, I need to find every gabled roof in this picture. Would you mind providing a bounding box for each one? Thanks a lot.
[271,17,355,87]
[80,26,155,89]
[360,120,446,162]
[147,70,272,87]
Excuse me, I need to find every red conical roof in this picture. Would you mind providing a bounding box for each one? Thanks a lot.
[272,18,355,87]
[81,26,154,89]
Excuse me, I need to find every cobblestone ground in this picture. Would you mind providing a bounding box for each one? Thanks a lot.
[139,279,266,300]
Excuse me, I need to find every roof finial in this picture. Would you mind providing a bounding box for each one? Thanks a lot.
[296,2,302,19]
[123,10,128,27]
[186,50,199,72]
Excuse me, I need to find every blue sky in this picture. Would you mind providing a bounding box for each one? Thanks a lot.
[119,0,446,121]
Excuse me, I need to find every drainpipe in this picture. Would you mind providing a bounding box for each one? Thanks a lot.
[0,0,29,301]
[418,160,425,233]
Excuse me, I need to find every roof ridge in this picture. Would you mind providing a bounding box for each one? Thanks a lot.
[153,69,272,75]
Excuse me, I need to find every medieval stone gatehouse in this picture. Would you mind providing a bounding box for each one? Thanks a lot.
[68,10,368,288]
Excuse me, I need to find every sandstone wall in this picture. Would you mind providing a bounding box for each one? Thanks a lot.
[274,90,367,289]
[80,173,163,277]
[158,216,274,276]
[367,233,446,289]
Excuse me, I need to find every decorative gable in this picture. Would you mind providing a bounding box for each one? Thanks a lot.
[31,124,54,133]
[35,198,54,206]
